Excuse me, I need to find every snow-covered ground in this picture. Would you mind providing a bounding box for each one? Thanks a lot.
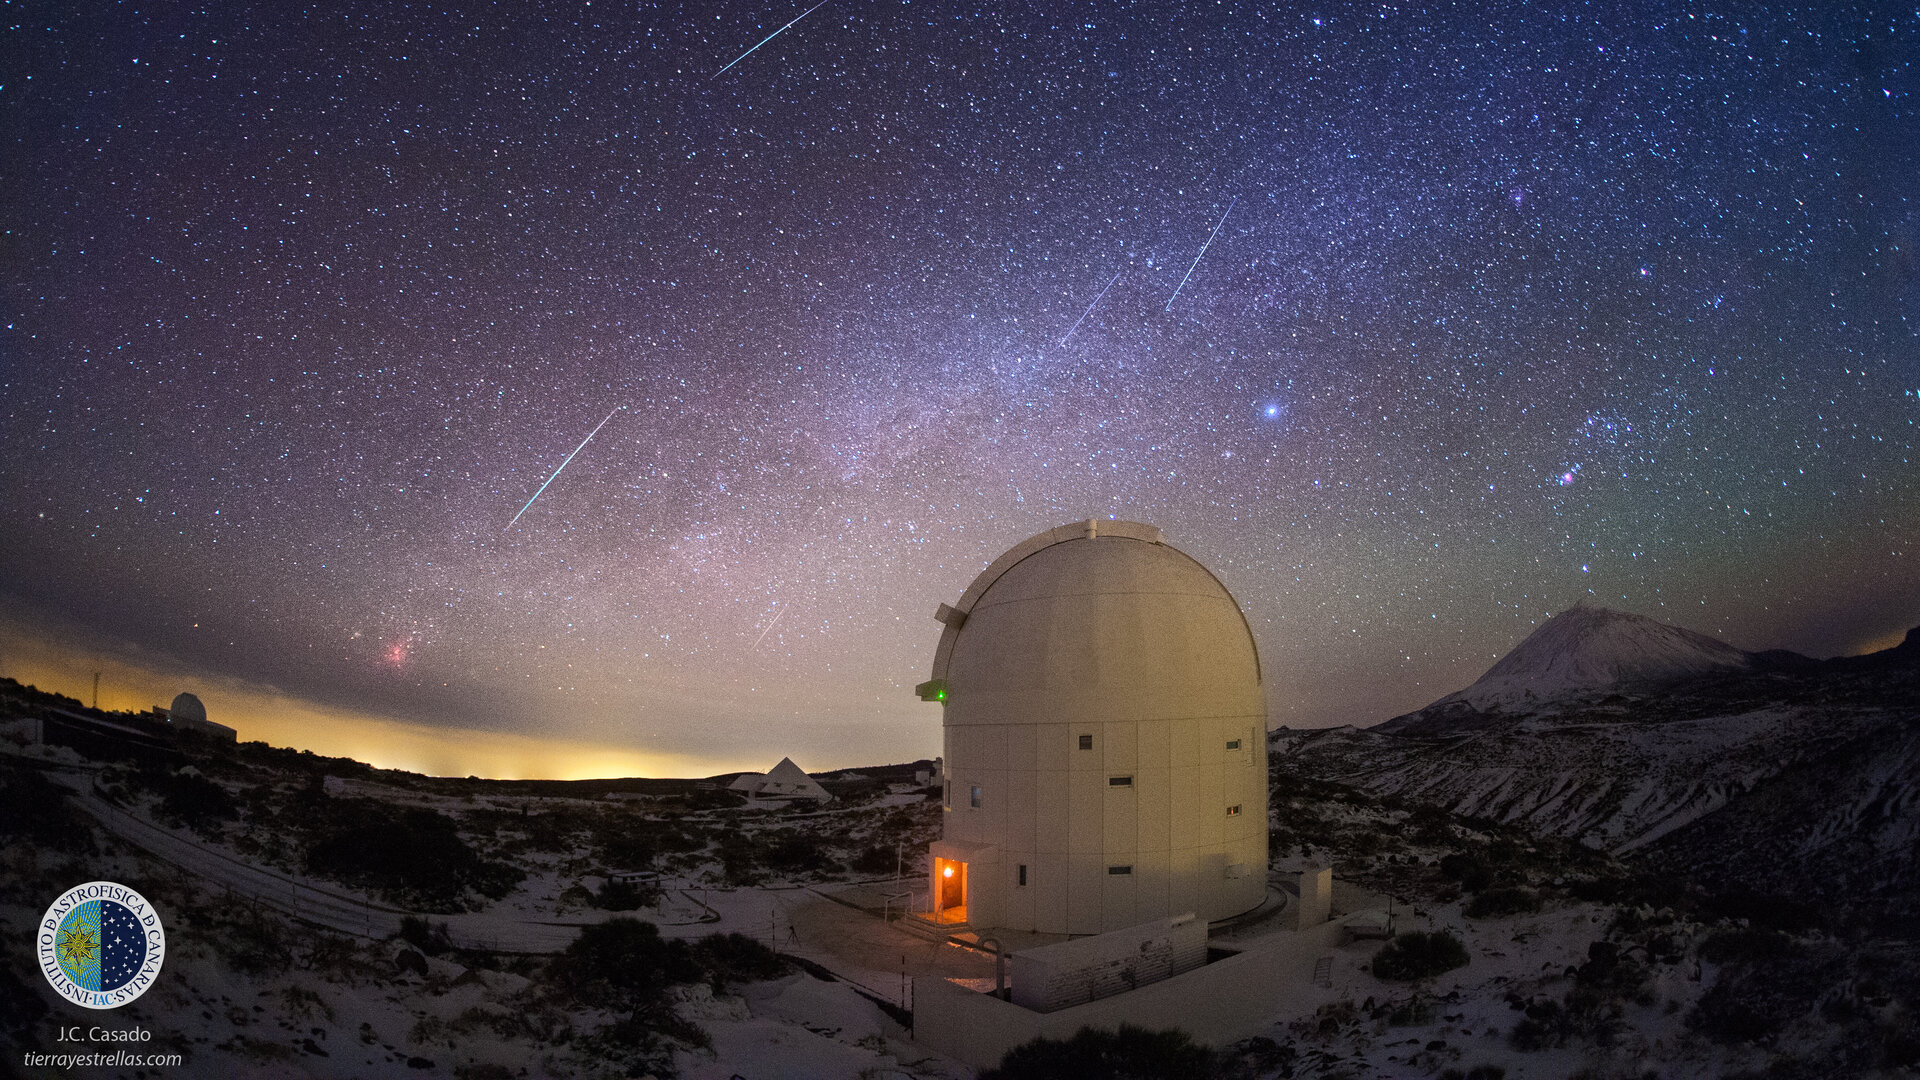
[7,696,1914,1079]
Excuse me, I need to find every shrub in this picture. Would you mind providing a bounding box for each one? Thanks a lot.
[688,932,786,991]
[762,834,824,872]
[1688,981,1779,1045]
[548,918,701,1017]
[1705,889,1821,933]
[305,803,523,910]
[592,878,659,911]
[851,845,898,875]
[1372,932,1470,981]
[158,772,238,833]
[1509,997,1577,1051]
[547,922,788,1009]
[0,765,92,850]
[982,1025,1217,1080]
[1465,887,1541,918]
[1226,1035,1297,1076]
[1439,852,1494,892]
[1698,928,1794,966]
[1509,941,1654,1050]
[399,916,453,956]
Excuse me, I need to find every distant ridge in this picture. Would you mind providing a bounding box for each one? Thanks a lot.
[1379,605,1756,735]
[1277,613,1920,925]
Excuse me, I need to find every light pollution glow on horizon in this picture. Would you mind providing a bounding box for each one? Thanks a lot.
[1,623,759,780]
[5,615,1911,781]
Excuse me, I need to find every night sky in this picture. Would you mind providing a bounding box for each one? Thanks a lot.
[3,2,1915,773]
[98,900,147,992]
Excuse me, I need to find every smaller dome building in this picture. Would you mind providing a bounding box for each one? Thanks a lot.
[165,691,235,741]
[169,692,207,726]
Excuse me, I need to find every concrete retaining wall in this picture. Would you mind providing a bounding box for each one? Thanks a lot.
[913,920,1344,1070]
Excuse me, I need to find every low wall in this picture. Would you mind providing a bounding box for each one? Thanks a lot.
[1010,914,1206,1012]
[913,919,1344,1071]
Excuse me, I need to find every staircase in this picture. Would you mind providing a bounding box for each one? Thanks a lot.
[895,912,971,943]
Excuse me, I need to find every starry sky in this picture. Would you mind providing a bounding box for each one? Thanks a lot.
[3,1,1916,775]
[98,900,148,992]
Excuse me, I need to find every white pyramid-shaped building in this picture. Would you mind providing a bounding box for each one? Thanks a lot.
[727,757,833,801]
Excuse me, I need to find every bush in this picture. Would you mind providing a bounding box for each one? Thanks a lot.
[688,932,786,991]
[305,802,523,910]
[851,845,898,875]
[1465,887,1540,918]
[1689,981,1780,1045]
[592,878,659,911]
[0,765,93,850]
[762,834,824,872]
[982,1025,1217,1080]
[1509,941,1653,1050]
[548,918,701,1017]
[1705,889,1821,933]
[547,921,788,1017]
[158,772,238,833]
[1509,998,1577,1051]
[1439,852,1494,892]
[399,916,453,956]
[1225,1035,1296,1076]
[1699,928,1794,966]
[1372,932,1470,981]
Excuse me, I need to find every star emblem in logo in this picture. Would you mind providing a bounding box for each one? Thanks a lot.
[58,926,99,966]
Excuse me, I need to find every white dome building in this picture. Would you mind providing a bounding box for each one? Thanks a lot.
[917,520,1268,935]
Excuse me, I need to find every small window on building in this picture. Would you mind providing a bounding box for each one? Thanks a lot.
[943,781,951,807]
[969,784,981,808]
[1078,734,1093,750]
[1107,865,1133,875]
[1017,864,1028,887]
[1226,804,1242,817]
[1108,775,1133,787]
[1226,739,1241,750]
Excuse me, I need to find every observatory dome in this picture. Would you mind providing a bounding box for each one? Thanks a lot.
[930,519,1262,725]
[170,692,207,726]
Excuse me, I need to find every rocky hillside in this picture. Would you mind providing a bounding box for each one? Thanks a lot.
[1276,611,1920,926]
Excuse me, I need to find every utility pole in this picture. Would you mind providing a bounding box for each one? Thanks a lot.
[92,672,100,710]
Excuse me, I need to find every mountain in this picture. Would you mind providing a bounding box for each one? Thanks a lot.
[1275,611,1920,925]
[1378,605,1757,735]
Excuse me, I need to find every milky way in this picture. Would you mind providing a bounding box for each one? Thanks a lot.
[3,2,1915,766]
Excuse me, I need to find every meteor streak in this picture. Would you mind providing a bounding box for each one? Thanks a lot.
[505,406,624,531]
[1164,196,1237,312]
[751,604,786,650]
[713,0,829,78]
[1060,270,1122,347]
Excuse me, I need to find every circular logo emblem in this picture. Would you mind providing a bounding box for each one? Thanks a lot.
[37,882,165,1009]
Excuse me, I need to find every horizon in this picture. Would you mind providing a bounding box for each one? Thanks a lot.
[6,599,1911,780]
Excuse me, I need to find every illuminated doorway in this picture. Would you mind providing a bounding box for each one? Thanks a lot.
[933,857,967,924]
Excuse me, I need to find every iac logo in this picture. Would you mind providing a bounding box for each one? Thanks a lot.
[37,882,166,1009]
